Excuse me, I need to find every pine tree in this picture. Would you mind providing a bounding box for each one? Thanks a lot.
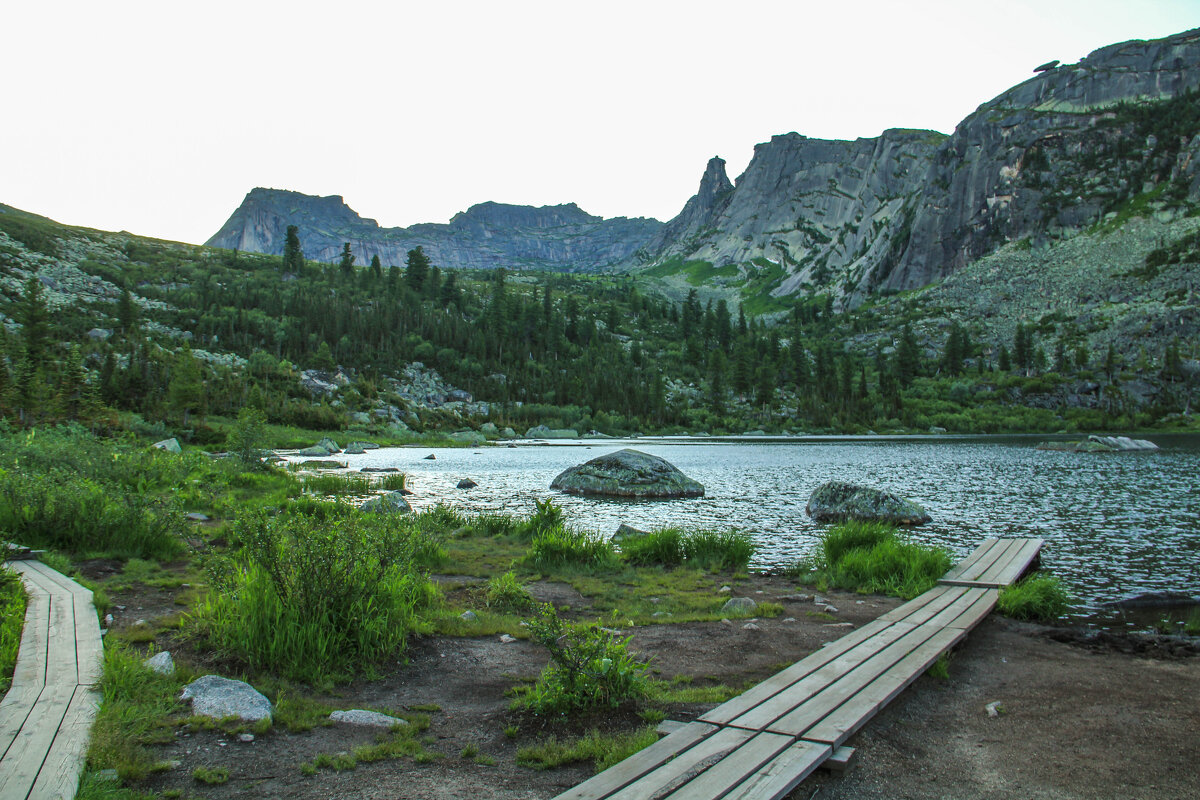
[405,246,430,291]
[283,225,304,273]
[370,254,382,280]
[715,299,732,352]
[998,345,1012,371]
[168,345,205,425]
[339,243,355,275]
[897,324,920,386]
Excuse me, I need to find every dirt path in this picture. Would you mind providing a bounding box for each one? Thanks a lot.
[120,583,1200,800]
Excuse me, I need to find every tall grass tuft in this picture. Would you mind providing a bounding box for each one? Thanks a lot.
[810,521,951,599]
[0,567,27,693]
[619,528,755,571]
[522,527,620,573]
[486,571,536,614]
[193,505,436,683]
[997,573,1070,621]
[620,528,685,567]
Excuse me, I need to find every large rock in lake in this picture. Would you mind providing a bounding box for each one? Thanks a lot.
[551,449,704,498]
[806,481,930,525]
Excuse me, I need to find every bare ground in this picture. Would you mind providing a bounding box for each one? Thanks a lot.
[103,578,1200,800]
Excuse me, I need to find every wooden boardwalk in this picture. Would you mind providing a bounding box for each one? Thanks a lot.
[0,559,103,800]
[554,537,1043,800]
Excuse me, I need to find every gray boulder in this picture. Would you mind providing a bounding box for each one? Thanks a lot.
[457,478,478,489]
[180,675,272,722]
[1088,435,1158,451]
[612,523,650,542]
[360,491,413,514]
[153,438,182,454]
[721,597,757,616]
[551,449,704,498]
[806,481,931,525]
[143,651,175,675]
[329,709,408,728]
[525,425,579,440]
[344,444,365,455]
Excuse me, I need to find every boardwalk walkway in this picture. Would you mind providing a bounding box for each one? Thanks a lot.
[554,537,1043,800]
[0,559,103,800]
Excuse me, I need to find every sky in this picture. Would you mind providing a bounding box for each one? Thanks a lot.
[2,0,1199,245]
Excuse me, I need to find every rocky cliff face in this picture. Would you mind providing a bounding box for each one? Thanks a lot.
[207,190,662,272]
[641,27,1200,307]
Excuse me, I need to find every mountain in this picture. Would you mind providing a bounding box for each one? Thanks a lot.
[206,189,662,273]
[640,27,1200,308]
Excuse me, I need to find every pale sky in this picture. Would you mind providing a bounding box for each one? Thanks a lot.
[3,0,1198,245]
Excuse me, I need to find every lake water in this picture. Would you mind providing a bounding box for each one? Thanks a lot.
[289,435,1200,613]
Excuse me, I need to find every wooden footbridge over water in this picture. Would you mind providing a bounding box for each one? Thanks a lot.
[554,537,1044,800]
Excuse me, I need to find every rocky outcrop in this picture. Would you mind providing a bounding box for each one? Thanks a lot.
[639,27,1200,306]
[524,425,578,439]
[1038,435,1159,452]
[805,481,931,525]
[206,190,662,273]
[551,449,704,498]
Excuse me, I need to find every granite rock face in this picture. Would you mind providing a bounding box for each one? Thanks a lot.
[639,28,1200,306]
[207,191,662,273]
[806,481,930,525]
[551,449,704,498]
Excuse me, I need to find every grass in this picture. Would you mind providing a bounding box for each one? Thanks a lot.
[522,527,621,573]
[485,571,537,614]
[997,573,1071,621]
[192,766,229,784]
[516,726,659,772]
[805,521,952,599]
[646,675,747,704]
[0,566,27,694]
[620,527,757,572]
[191,504,437,684]
[1154,607,1200,636]
[300,718,435,774]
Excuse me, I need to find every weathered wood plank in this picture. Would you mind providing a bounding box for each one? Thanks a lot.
[9,584,49,693]
[28,685,101,800]
[662,732,795,800]
[823,745,858,773]
[605,727,753,800]
[801,626,967,746]
[0,683,76,799]
[655,720,688,736]
[19,560,92,599]
[721,740,833,800]
[974,539,1025,584]
[940,538,1000,582]
[553,722,717,800]
[700,618,902,726]
[71,591,103,687]
[44,592,79,688]
[0,685,43,762]
[726,620,923,732]
[876,584,953,623]
[990,538,1044,586]
[941,588,999,630]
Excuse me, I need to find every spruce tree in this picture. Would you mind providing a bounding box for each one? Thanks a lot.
[370,254,383,280]
[339,243,355,274]
[405,246,430,291]
[283,225,304,273]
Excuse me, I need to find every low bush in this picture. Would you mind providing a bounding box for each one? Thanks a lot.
[997,573,1070,621]
[193,505,435,683]
[0,567,27,693]
[485,571,536,614]
[810,521,951,599]
[522,527,620,572]
[515,498,566,541]
[620,528,756,572]
[516,604,649,714]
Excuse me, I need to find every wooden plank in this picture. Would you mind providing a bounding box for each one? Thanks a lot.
[19,560,92,598]
[9,585,49,693]
[700,618,903,726]
[876,584,954,623]
[886,585,971,628]
[939,538,1000,582]
[822,745,857,774]
[605,727,753,800]
[721,740,833,800]
[71,591,103,687]
[0,685,42,762]
[941,588,998,630]
[974,539,1025,584]
[28,686,100,800]
[662,731,796,800]
[44,593,79,688]
[802,625,968,746]
[553,722,717,800]
[764,620,945,737]
[0,683,76,799]
[655,720,687,736]
[725,620,923,732]
[990,538,1043,587]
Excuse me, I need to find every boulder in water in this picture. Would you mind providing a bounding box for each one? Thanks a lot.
[457,478,478,489]
[806,481,930,525]
[360,491,412,514]
[551,449,704,498]
[612,523,650,542]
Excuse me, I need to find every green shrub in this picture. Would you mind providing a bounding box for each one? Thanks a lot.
[620,528,685,567]
[473,512,520,538]
[522,527,619,572]
[517,604,649,714]
[683,530,756,571]
[515,498,565,540]
[485,571,536,614]
[0,567,27,693]
[811,521,951,599]
[193,506,435,683]
[997,574,1070,621]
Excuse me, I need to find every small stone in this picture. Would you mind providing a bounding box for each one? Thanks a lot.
[820,604,839,614]
[782,617,797,623]
[986,702,1004,718]
[778,594,812,603]
[457,478,478,489]
[165,760,182,769]
[143,651,175,675]
[720,618,733,626]
[238,733,254,743]
[742,623,761,631]
[499,634,517,644]
[424,454,436,460]
[104,614,114,626]
[330,709,409,728]
[460,610,479,622]
[134,619,147,627]
[718,586,732,594]
[824,622,855,628]
[185,512,210,522]
[652,611,672,618]
[649,597,660,604]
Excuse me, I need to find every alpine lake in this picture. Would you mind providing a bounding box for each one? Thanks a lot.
[288,434,1200,627]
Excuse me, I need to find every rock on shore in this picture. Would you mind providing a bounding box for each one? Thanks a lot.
[551,449,704,498]
[806,481,930,525]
